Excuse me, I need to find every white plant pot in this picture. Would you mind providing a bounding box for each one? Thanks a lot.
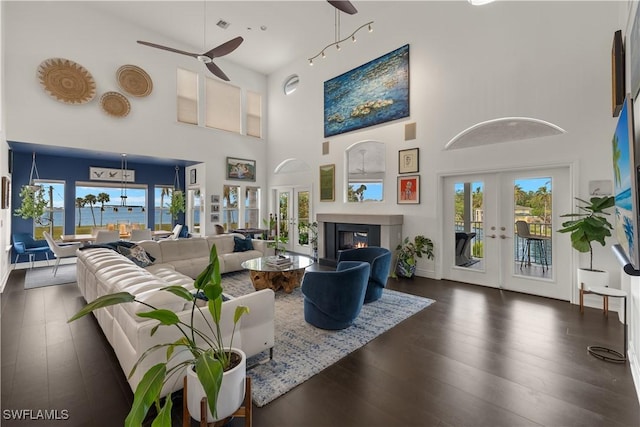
[186,348,246,423]
[577,268,609,291]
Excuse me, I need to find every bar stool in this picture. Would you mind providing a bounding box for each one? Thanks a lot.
[586,285,627,363]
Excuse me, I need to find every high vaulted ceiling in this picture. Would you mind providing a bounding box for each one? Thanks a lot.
[86,1,396,75]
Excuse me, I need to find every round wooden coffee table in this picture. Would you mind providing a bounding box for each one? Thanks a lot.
[241,255,313,293]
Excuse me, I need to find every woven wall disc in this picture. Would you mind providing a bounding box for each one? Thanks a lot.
[116,64,153,97]
[100,91,130,118]
[37,58,97,104]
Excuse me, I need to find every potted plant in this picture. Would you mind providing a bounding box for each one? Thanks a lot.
[393,234,434,278]
[169,189,186,220]
[68,244,249,426]
[557,196,615,306]
[306,221,319,262]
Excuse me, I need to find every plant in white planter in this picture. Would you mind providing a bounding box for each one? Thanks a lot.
[557,196,615,309]
[68,244,249,426]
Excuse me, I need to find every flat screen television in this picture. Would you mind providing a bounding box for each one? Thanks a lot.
[612,95,640,269]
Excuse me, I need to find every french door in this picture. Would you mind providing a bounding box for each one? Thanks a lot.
[442,167,572,300]
[272,186,312,255]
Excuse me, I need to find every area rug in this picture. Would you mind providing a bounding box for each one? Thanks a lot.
[221,271,435,407]
[24,264,77,289]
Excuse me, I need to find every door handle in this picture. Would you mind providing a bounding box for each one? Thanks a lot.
[488,234,497,239]
[499,234,510,239]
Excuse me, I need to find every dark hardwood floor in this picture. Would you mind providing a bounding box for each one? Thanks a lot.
[2,267,639,426]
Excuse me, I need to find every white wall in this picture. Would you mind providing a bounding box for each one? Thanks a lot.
[268,1,621,284]
[3,1,269,236]
[1,0,10,290]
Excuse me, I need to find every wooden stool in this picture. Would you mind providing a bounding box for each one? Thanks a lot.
[182,376,252,427]
[586,286,627,363]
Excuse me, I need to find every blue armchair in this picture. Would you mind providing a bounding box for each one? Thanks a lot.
[12,232,51,268]
[301,261,370,330]
[337,246,392,303]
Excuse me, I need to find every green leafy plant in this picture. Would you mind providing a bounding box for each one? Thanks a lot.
[68,244,249,426]
[393,235,434,278]
[557,196,615,271]
[14,185,48,224]
[267,234,289,255]
[169,190,186,220]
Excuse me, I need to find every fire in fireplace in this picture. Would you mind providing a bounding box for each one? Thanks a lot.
[321,222,381,266]
[339,231,369,250]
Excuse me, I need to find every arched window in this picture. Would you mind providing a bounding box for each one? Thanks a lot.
[345,141,385,202]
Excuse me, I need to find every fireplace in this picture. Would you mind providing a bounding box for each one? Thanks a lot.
[318,214,402,267]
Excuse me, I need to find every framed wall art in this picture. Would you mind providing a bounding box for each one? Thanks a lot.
[1,176,9,209]
[397,175,420,204]
[89,166,135,182]
[320,164,335,202]
[324,44,410,137]
[398,148,419,174]
[189,169,197,185]
[211,195,220,204]
[211,214,220,222]
[226,157,256,181]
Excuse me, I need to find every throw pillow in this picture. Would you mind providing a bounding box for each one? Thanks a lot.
[118,244,154,268]
[233,236,253,252]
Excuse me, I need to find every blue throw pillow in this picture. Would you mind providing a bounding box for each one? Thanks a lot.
[117,245,154,268]
[233,236,253,252]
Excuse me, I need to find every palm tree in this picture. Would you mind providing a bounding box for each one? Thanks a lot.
[84,194,97,227]
[97,192,110,226]
[75,197,85,227]
[612,134,622,187]
[159,187,171,230]
[514,184,526,206]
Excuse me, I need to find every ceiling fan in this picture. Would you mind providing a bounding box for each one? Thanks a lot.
[136,37,243,81]
[328,1,358,15]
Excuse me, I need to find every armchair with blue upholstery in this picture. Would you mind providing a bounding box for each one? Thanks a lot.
[12,232,51,268]
[337,246,392,303]
[301,261,370,330]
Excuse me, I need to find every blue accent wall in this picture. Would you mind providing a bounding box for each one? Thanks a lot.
[10,147,185,263]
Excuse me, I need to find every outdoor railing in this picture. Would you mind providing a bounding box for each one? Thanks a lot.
[455,221,552,267]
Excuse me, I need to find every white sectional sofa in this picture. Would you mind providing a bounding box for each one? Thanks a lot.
[75,233,275,396]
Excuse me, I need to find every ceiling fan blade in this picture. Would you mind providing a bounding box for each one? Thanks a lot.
[327,1,358,15]
[205,62,230,81]
[137,40,199,58]
[204,36,244,59]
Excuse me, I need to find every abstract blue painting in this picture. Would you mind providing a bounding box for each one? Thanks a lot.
[324,44,410,137]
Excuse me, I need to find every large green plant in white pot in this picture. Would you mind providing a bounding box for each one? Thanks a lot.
[557,196,615,310]
[68,244,249,426]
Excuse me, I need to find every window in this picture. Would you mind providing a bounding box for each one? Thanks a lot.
[346,141,385,202]
[205,77,241,133]
[33,180,64,239]
[244,187,260,229]
[246,91,262,138]
[155,186,173,231]
[177,68,198,125]
[188,189,202,235]
[75,183,147,234]
[223,185,240,232]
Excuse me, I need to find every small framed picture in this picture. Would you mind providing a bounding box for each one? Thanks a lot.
[397,175,420,204]
[1,176,9,209]
[398,148,419,174]
[211,195,220,204]
[212,204,220,212]
[211,214,220,222]
[189,169,197,185]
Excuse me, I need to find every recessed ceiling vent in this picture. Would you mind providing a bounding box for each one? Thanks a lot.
[216,19,230,29]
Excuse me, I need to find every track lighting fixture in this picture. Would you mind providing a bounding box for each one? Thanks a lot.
[308,8,374,66]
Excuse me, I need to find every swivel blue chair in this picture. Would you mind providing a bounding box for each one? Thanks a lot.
[337,246,392,303]
[12,232,51,268]
[301,261,370,330]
